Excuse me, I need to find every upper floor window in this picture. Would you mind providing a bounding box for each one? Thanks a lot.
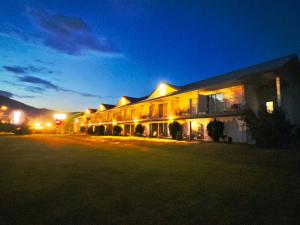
[266,101,274,113]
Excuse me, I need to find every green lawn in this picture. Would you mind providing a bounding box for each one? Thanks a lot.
[0,135,299,225]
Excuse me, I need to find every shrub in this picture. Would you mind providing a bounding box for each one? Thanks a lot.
[13,124,31,135]
[207,119,224,142]
[169,121,182,140]
[87,126,94,135]
[135,124,145,136]
[0,123,15,132]
[80,126,86,133]
[113,125,122,136]
[95,125,105,135]
[242,107,293,148]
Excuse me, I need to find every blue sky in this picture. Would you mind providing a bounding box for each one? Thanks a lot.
[1,0,300,112]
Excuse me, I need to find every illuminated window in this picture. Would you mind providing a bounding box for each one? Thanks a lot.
[266,101,274,113]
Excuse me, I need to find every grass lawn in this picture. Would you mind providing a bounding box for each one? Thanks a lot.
[0,134,299,225]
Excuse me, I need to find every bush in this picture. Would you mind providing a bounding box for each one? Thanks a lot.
[207,119,224,142]
[13,124,31,135]
[0,123,15,132]
[80,126,86,133]
[95,125,105,135]
[243,107,293,148]
[169,121,182,140]
[113,125,122,136]
[135,124,145,136]
[87,126,94,135]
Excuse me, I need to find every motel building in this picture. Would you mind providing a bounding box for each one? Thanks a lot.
[74,55,300,143]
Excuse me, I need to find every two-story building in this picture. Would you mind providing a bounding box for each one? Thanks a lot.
[74,55,300,142]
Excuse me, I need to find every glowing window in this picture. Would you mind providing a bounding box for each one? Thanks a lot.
[266,101,274,113]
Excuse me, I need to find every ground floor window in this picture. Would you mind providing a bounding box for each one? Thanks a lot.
[150,123,168,137]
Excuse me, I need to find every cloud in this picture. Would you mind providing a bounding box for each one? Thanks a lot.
[2,80,46,94]
[0,23,30,42]
[3,66,27,74]
[27,8,120,55]
[3,65,58,75]
[16,75,104,98]
[0,89,35,99]
[19,75,58,90]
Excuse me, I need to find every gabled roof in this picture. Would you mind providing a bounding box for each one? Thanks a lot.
[148,82,180,99]
[101,104,115,110]
[85,108,97,115]
[123,96,147,103]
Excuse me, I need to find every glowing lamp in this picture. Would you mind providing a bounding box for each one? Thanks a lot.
[1,105,8,111]
[159,83,167,96]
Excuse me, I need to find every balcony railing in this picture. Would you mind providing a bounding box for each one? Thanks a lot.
[83,96,245,124]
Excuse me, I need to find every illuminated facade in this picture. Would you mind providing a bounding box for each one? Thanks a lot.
[74,55,300,142]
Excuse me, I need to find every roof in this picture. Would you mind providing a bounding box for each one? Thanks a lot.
[87,108,97,113]
[123,96,148,103]
[179,54,297,92]
[101,104,115,110]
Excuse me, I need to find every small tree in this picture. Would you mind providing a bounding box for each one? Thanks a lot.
[169,121,182,140]
[113,125,122,136]
[13,124,31,135]
[95,125,105,135]
[207,119,224,142]
[80,126,86,133]
[242,107,293,148]
[135,124,145,136]
[87,126,94,135]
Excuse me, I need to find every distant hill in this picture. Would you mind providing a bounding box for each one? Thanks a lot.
[0,95,54,118]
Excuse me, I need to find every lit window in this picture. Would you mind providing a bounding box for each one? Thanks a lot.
[266,101,274,113]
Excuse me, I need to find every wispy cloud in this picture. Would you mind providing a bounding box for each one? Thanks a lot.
[3,65,58,75]
[15,75,106,98]
[0,89,36,99]
[27,8,120,55]
[3,65,27,74]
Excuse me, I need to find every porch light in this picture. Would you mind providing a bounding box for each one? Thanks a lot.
[159,83,167,96]
[1,105,8,111]
[121,97,126,106]
[134,118,138,124]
